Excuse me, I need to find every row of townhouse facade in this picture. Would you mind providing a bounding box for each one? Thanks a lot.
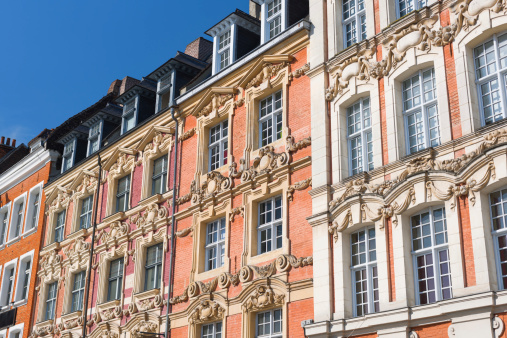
[1,0,507,337]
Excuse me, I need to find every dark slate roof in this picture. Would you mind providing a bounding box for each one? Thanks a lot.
[205,9,260,36]
[27,128,52,147]
[0,144,30,175]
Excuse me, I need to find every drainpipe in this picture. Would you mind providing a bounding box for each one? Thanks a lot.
[164,100,179,338]
[82,154,102,338]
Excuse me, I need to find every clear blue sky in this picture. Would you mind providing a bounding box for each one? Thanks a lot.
[0,0,249,145]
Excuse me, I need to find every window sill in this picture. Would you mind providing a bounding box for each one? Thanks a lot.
[61,310,82,321]
[195,264,228,283]
[22,227,37,238]
[249,248,284,266]
[96,299,120,312]
[12,299,27,307]
[103,211,125,224]
[6,236,21,247]
[132,288,161,303]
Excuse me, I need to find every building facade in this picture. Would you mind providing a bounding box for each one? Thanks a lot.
[306,0,507,337]
[0,131,60,338]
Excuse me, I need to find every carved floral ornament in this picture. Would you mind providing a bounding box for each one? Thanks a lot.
[96,221,130,246]
[287,178,312,202]
[131,321,158,338]
[106,148,141,182]
[63,237,90,264]
[189,300,226,324]
[130,202,169,229]
[74,170,98,197]
[141,126,175,163]
[179,127,196,142]
[47,187,72,215]
[243,285,285,312]
[229,206,245,222]
[241,146,289,183]
[169,254,312,305]
[325,0,507,101]
[329,127,507,209]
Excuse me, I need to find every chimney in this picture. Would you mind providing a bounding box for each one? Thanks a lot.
[0,135,16,160]
[107,79,122,95]
[184,37,213,61]
[249,0,261,19]
[6,138,10,146]
[1,137,4,144]
[11,139,16,147]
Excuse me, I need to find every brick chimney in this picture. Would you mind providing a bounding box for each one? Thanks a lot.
[184,37,213,61]
[107,79,122,95]
[0,136,16,160]
[249,0,261,19]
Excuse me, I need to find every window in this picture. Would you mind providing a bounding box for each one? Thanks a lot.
[351,227,379,316]
[202,322,222,338]
[80,196,93,230]
[259,91,283,147]
[474,33,507,125]
[258,196,283,254]
[7,324,23,338]
[26,191,40,232]
[62,140,75,172]
[411,207,452,305]
[107,258,124,301]
[403,68,440,154]
[209,121,228,171]
[116,175,130,213]
[490,188,507,289]
[347,97,373,175]
[205,218,226,271]
[343,0,366,48]
[397,0,427,18]
[3,268,14,306]
[157,75,172,112]
[256,309,282,337]
[21,260,30,300]
[71,271,86,312]
[0,209,7,245]
[145,243,163,291]
[218,31,231,71]
[267,0,283,39]
[54,210,66,243]
[14,253,33,303]
[122,99,137,134]
[45,282,57,321]
[13,202,24,238]
[152,157,168,195]
[87,122,101,155]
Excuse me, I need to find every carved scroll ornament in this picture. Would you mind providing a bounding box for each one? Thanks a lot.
[131,321,157,338]
[242,285,285,312]
[196,94,233,118]
[189,300,225,324]
[287,178,312,201]
[361,186,416,227]
[191,171,233,204]
[241,146,289,183]
[246,62,289,89]
[143,131,173,161]
[179,127,196,142]
[286,135,311,153]
[130,203,168,228]
[230,206,245,222]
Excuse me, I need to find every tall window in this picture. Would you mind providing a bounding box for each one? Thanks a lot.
[116,175,130,213]
[259,91,283,147]
[347,97,373,175]
[122,99,137,134]
[0,211,7,245]
[71,271,86,312]
[4,268,14,306]
[267,0,282,39]
[152,157,168,195]
[30,193,40,230]
[157,75,172,112]
[351,227,379,316]
[398,0,427,18]
[62,140,74,172]
[256,309,282,337]
[54,210,66,243]
[209,121,228,171]
[411,207,452,305]
[202,322,222,338]
[343,0,366,48]
[258,196,282,254]
[145,243,163,291]
[474,33,507,125]
[87,122,101,155]
[218,30,231,71]
[14,202,24,238]
[490,188,507,289]
[205,218,226,271]
[107,258,124,301]
[80,196,93,230]
[21,260,31,300]
[45,282,57,321]
[403,68,440,154]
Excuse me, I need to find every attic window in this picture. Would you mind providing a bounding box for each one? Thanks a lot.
[267,0,282,39]
[87,121,101,156]
[122,97,138,134]
[218,31,232,71]
[62,140,75,173]
[157,75,172,113]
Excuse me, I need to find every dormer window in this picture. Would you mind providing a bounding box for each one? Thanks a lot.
[157,75,172,113]
[122,98,137,134]
[267,0,282,39]
[62,140,75,173]
[87,122,102,156]
[218,31,232,71]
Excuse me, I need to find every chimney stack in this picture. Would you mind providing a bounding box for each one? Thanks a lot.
[6,138,10,146]
[0,135,16,160]
[11,139,16,147]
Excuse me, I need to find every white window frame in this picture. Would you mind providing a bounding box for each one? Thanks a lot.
[208,120,228,171]
[61,139,76,173]
[152,156,168,196]
[144,243,163,291]
[346,97,373,176]
[411,206,452,305]
[71,271,86,313]
[54,209,66,243]
[121,96,139,135]
[13,250,34,305]
[396,0,427,18]
[0,203,11,247]
[350,227,379,317]
[79,195,93,230]
[116,174,131,213]
[489,187,507,289]
[261,0,286,43]
[87,120,102,156]
[201,321,223,338]
[0,329,6,338]
[218,30,232,72]
[8,193,26,242]
[259,91,283,148]
[7,323,23,338]
[257,196,283,255]
[255,308,283,338]
[473,33,507,126]
[44,281,58,321]
[402,67,440,155]
[205,218,226,271]
[24,182,43,235]
[107,258,124,302]
[342,0,367,48]
[157,73,173,113]
[0,258,17,308]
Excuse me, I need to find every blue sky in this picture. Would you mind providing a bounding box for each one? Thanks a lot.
[0,0,249,145]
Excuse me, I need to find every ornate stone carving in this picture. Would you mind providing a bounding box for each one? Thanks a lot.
[179,127,196,142]
[48,188,72,214]
[230,206,245,222]
[143,130,173,162]
[63,237,90,263]
[286,135,311,153]
[275,254,313,272]
[218,272,240,289]
[130,203,168,228]
[40,250,62,271]
[426,162,496,209]
[176,191,192,205]
[101,306,123,321]
[229,159,246,178]
[233,98,245,108]
[98,221,129,245]
[75,172,97,195]
[189,300,225,325]
[63,316,83,330]
[329,208,353,242]
[361,186,416,227]
[32,324,55,337]
[196,94,233,118]
[246,62,289,89]
[136,294,166,311]
[288,63,310,81]
[131,321,157,338]
[107,149,140,182]
[169,286,189,305]
[241,146,289,183]
[190,172,233,204]
[493,315,505,338]
[243,285,284,312]
[175,226,194,238]
[287,178,312,201]
[409,332,419,338]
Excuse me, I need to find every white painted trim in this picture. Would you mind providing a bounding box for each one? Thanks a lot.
[7,192,27,243]
[23,181,43,234]
[7,323,24,338]
[0,258,18,308]
[13,250,34,305]
[0,203,11,248]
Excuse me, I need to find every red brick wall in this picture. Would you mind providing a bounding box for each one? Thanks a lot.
[411,321,451,338]
[458,195,476,287]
